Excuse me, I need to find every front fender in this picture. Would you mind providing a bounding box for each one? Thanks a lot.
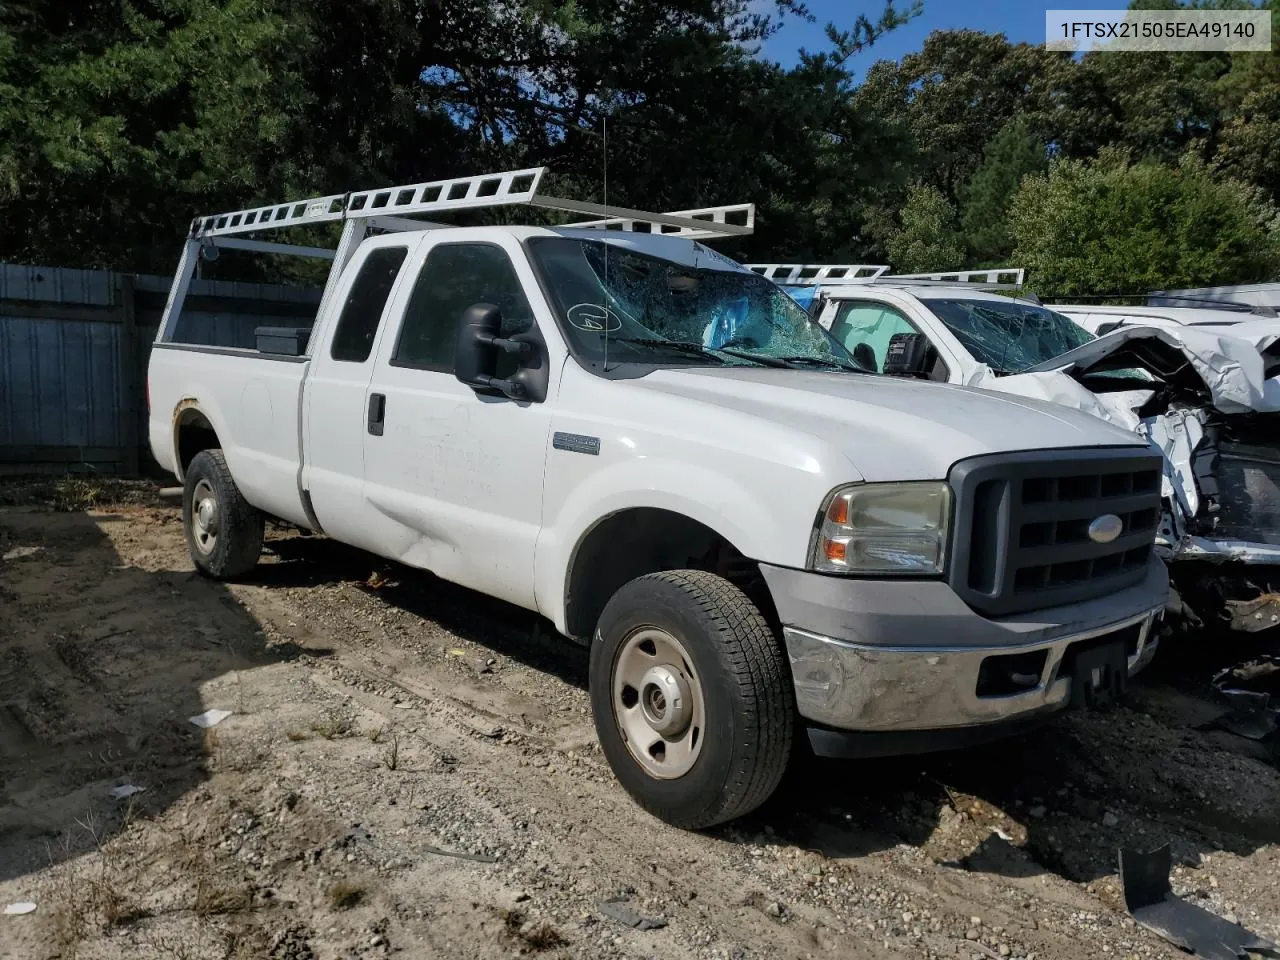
[534,455,822,634]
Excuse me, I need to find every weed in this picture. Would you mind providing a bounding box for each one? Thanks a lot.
[194,879,252,917]
[53,477,103,512]
[368,724,387,744]
[499,908,568,952]
[382,732,400,770]
[326,881,365,911]
[310,708,354,740]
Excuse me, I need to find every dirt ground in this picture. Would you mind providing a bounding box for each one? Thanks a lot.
[1,480,1278,960]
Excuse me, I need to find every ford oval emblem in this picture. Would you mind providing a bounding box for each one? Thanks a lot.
[1088,514,1123,544]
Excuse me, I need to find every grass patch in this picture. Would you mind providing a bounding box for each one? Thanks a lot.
[326,881,365,911]
[310,708,354,740]
[500,908,568,951]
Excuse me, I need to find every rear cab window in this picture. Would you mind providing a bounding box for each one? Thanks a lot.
[330,246,410,363]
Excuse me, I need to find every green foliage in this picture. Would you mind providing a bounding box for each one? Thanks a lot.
[1009,151,1280,297]
[1,0,1279,296]
[959,117,1048,265]
[887,185,965,273]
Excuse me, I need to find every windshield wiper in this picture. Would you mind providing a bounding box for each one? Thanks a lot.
[774,355,866,372]
[609,337,725,362]
[612,338,778,367]
[715,348,796,368]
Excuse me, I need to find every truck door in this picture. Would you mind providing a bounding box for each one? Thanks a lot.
[360,236,555,610]
[303,239,411,551]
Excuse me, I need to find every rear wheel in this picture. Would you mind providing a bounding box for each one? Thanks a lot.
[589,569,793,829]
[182,449,264,580]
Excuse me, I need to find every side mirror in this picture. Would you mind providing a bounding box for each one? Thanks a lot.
[454,303,545,401]
[881,332,933,378]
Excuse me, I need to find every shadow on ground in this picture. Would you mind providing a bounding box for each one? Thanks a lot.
[0,505,308,886]
[259,532,1280,892]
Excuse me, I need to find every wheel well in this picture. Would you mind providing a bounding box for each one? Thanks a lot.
[563,508,777,639]
[176,408,221,475]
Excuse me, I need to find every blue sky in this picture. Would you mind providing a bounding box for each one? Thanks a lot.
[761,0,1049,73]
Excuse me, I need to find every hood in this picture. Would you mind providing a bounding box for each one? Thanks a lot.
[1024,325,1280,415]
[633,366,1146,483]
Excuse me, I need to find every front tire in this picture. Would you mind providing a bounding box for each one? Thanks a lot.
[182,449,264,580]
[590,570,793,829]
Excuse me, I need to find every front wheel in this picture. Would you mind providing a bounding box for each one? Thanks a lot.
[182,449,264,580]
[589,570,794,829]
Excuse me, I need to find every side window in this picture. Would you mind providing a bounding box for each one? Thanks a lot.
[830,301,921,373]
[392,243,534,374]
[329,246,408,363]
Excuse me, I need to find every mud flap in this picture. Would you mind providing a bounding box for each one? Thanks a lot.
[1119,844,1278,959]
[1069,640,1128,710]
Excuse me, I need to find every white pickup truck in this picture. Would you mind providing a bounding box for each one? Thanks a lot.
[148,171,1168,828]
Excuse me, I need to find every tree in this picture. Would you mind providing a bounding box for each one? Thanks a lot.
[852,31,1064,201]
[886,184,965,273]
[1009,151,1280,297]
[959,117,1048,265]
[0,0,918,272]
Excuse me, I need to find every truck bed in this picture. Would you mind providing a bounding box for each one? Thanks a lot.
[148,343,311,527]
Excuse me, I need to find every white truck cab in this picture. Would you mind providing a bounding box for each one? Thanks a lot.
[148,174,1167,828]
[754,264,1280,634]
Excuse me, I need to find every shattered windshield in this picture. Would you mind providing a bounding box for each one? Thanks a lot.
[921,298,1095,375]
[526,237,859,370]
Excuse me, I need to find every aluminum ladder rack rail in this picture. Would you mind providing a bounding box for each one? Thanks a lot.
[190,167,754,243]
[746,264,1026,291]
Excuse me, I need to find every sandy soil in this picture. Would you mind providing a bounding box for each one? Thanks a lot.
[1,481,1278,960]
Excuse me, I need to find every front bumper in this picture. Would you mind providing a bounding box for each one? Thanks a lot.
[760,557,1168,735]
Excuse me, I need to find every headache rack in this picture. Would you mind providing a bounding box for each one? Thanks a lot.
[747,264,1026,291]
[157,167,754,343]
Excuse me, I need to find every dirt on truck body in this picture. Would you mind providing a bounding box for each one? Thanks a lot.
[1,481,1279,960]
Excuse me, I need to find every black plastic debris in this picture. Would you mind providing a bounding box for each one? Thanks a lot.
[598,897,667,931]
[1119,844,1278,959]
[1212,655,1280,741]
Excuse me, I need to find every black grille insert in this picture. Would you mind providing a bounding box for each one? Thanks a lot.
[949,449,1162,617]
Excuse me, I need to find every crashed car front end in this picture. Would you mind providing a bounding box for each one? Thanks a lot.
[1004,326,1280,633]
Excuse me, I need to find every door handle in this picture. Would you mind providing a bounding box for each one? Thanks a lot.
[367,392,386,436]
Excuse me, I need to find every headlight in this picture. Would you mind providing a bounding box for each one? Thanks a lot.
[809,481,951,575]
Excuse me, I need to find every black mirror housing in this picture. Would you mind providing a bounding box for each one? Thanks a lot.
[453,302,549,402]
[882,332,933,378]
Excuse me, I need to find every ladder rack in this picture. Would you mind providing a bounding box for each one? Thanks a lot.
[747,264,890,283]
[566,203,755,239]
[890,268,1025,287]
[191,167,754,242]
[746,263,1026,291]
[158,168,756,346]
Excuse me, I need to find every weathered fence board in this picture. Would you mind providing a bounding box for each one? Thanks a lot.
[0,263,320,475]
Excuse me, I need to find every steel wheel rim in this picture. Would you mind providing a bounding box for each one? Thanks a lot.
[612,626,706,780]
[191,478,219,556]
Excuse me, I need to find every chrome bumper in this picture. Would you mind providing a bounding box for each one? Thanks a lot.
[783,609,1160,732]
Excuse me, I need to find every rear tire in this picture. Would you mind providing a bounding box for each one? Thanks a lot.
[590,569,793,829]
[182,449,264,580]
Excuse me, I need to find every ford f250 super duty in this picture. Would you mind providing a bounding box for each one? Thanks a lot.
[148,170,1168,828]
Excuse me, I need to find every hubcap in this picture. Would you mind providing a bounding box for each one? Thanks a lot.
[613,627,705,779]
[191,478,219,556]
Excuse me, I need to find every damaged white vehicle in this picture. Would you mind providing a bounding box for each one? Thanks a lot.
[749,265,1280,634]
